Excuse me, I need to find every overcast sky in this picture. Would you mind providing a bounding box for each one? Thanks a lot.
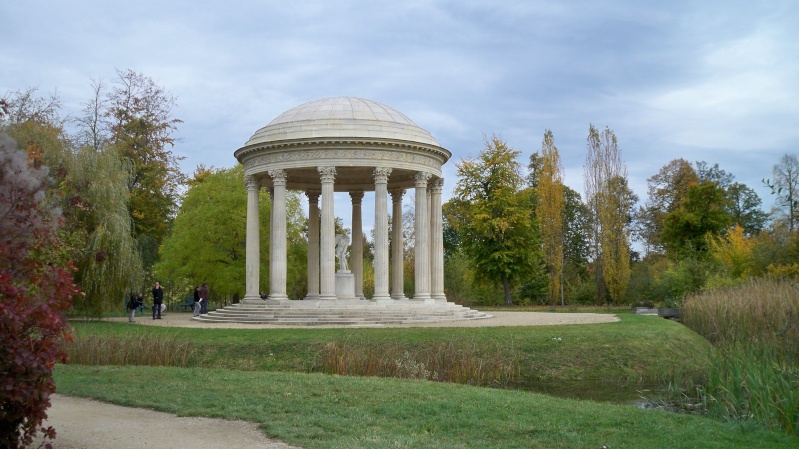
[3,1,798,231]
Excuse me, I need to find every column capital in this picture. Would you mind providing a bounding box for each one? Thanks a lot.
[268,169,287,186]
[349,191,365,204]
[389,188,405,201]
[306,189,321,203]
[374,167,392,183]
[318,166,337,182]
[244,175,261,191]
[414,171,432,187]
[430,177,444,193]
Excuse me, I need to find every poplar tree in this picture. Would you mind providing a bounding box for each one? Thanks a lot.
[536,130,564,305]
[584,125,632,304]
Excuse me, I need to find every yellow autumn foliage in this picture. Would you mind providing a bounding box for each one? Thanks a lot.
[708,225,754,279]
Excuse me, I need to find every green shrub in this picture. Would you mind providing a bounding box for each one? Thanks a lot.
[566,278,596,305]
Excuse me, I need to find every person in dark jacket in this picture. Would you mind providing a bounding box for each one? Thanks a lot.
[126,294,143,323]
[152,281,164,319]
[193,286,201,317]
[198,282,209,314]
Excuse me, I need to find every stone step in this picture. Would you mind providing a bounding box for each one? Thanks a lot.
[230,303,471,310]
[198,313,489,321]
[205,309,487,316]
[217,310,472,316]
[193,301,491,325]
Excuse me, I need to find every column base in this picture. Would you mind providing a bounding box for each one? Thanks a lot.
[432,294,448,303]
[371,293,391,302]
[412,294,435,305]
[268,294,289,301]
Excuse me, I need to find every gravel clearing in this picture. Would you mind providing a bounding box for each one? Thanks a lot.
[109,310,620,328]
[41,311,618,448]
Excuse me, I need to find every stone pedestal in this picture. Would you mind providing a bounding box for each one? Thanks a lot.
[335,271,356,300]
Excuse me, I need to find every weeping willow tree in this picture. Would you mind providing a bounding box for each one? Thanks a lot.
[66,144,143,316]
[2,88,143,317]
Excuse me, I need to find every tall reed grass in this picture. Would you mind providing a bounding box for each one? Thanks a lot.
[66,332,196,367]
[679,278,799,435]
[315,340,522,387]
[683,278,799,356]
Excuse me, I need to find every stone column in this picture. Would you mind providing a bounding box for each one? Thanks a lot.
[268,169,288,300]
[390,188,406,300]
[428,188,433,289]
[350,191,365,299]
[430,178,447,302]
[243,175,261,302]
[318,167,337,300]
[267,186,274,297]
[305,190,320,300]
[413,171,432,301]
[372,167,392,302]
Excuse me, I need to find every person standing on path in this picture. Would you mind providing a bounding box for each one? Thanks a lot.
[192,286,201,317]
[152,281,164,319]
[198,282,209,314]
[126,294,142,322]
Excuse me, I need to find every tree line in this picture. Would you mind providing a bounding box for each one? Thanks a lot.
[445,130,798,307]
[3,72,798,315]
[2,70,183,316]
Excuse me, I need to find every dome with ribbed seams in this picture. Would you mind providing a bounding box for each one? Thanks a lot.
[244,97,441,147]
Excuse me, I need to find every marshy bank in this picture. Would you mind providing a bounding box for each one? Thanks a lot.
[675,278,799,435]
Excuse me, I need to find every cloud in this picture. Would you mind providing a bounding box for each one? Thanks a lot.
[2,0,797,216]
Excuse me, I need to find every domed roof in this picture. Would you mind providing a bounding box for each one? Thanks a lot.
[244,97,441,147]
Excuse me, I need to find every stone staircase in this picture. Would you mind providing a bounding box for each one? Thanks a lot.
[194,299,492,326]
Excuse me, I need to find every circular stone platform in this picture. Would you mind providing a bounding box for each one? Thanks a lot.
[195,299,492,326]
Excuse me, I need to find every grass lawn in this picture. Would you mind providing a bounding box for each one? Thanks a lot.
[68,311,711,385]
[55,364,798,449]
[57,309,799,447]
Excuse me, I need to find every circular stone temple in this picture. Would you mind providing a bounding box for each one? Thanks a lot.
[198,97,490,324]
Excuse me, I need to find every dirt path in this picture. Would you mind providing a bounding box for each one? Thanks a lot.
[42,311,618,448]
[38,394,303,449]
